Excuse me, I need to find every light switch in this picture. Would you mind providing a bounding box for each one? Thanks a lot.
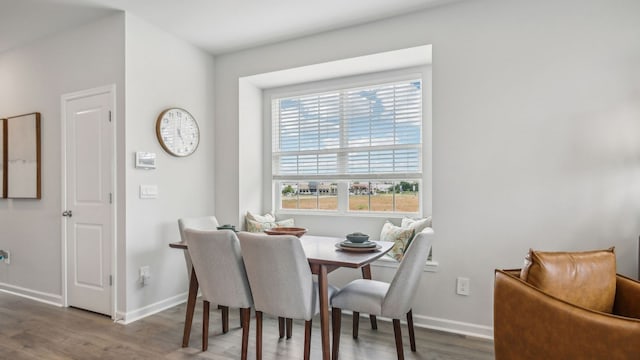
[140,185,158,199]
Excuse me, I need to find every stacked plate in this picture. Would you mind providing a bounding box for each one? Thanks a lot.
[335,239,381,252]
[340,240,376,248]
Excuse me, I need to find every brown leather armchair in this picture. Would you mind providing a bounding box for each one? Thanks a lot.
[494,269,640,360]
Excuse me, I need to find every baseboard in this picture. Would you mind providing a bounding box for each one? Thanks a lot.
[409,313,493,340]
[116,292,188,324]
[0,282,63,307]
[350,311,493,340]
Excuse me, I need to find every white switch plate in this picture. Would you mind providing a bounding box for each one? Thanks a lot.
[140,185,158,199]
[456,277,470,296]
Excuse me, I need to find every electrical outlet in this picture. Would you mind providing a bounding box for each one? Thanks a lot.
[456,277,470,296]
[139,266,151,286]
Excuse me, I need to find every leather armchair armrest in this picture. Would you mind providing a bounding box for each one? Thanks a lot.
[494,270,640,360]
[613,274,640,319]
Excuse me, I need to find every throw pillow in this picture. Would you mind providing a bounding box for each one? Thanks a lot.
[245,217,295,233]
[401,216,432,233]
[276,218,295,227]
[520,247,616,313]
[380,221,415,262]
[400,216,433,258]
[246,211,276,223]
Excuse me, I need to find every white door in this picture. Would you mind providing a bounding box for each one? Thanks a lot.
[62,86,114,316]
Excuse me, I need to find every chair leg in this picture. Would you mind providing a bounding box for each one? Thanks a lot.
[352,311,359,339]
[221,305,229,333]
[202,301,210,351]
[241,308,251,360]
[304,320,312,360]
[361,265,378,330]
[332,308,342,360]
[286,318,293,339]
[407,310,416,352]
[278,317,285,338]
[256,311,263,360]
[239,308,244,327]
[393,319,404,360]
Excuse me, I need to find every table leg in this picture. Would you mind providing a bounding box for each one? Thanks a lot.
[361,264,378,330]
[182,266,199,347]
[318,264,330,360]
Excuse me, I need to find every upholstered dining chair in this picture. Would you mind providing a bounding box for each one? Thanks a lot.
[331,228,434,360]
[179,216,290,337]
[238,232,338,360]
[184,229,253,357]
[178,216,220,278]
[179,216,238,329]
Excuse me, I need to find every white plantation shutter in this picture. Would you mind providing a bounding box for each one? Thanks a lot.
[272,79,422,181]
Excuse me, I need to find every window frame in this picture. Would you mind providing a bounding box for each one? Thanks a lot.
[263,66,432,218]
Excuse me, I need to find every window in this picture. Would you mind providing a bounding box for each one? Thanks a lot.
[272,77,423,215]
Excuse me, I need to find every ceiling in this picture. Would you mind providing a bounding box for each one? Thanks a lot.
[0,0,458,55]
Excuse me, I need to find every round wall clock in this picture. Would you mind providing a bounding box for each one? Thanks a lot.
[156,108,200,157]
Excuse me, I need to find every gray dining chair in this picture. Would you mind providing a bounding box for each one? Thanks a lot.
[179,216,289,337]
[331,228,434,360]
[184,229,253,357]
[179,216,237,329]
[178,216,220,278]
[238,231,338,360]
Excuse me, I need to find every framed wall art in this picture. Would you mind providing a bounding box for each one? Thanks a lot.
[5,112,41,199]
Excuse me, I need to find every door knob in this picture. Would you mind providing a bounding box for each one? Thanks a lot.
[62,210,73,217]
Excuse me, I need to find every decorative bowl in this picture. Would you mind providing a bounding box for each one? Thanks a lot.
[346,232,370,243]
[264,227,308,237]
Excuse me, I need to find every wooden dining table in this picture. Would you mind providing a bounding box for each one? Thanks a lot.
[169,233,393,360]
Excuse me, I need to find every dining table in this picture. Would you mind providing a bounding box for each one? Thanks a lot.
[169,233,393,360]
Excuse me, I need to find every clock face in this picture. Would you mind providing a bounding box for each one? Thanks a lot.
[156,108,200,157]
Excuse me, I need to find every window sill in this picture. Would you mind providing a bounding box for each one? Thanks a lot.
[372,256,439,273]
[277,209,422,219]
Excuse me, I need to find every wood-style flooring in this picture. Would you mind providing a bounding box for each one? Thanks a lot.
[0,293,494,359]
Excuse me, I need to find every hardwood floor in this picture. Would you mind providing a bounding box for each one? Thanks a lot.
[0,293,494,359]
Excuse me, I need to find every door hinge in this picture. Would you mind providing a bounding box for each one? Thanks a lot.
[109,275,113,286]
[109,192,112,204]
[108,110,112,122]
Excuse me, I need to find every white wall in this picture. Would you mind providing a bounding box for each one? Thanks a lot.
[215,0,640,336]
[0,11,217,320]
[123,14,215,319]
[237,79,264,226]
[0,14,125,304]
